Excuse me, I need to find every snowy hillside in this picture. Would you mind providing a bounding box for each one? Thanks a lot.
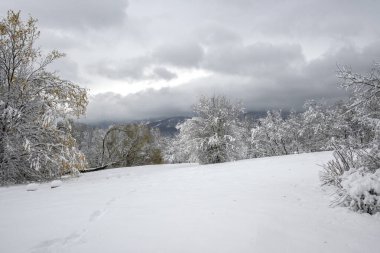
[0,152,379,253]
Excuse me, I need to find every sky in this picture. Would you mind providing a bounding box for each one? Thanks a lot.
[1,0,380,123]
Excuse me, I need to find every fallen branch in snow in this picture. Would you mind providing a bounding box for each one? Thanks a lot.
[81,161,119,173]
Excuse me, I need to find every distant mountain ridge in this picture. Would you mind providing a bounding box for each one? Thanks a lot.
[145,111,274,136]
[81,111,292,136]
[146,116,189,136]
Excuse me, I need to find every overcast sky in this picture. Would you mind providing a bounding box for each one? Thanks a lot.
[1,0,380,123]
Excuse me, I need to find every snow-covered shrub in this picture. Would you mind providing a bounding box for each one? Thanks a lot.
[321,147,380,214]
[321,63,380,214]
[338,167,380,214]
[320,144,357,187]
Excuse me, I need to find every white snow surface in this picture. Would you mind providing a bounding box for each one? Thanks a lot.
[0,152,379,253]
[50,180,63,189]
[26,183,39,191]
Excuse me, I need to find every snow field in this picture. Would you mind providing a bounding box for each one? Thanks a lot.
[0,152,379,253]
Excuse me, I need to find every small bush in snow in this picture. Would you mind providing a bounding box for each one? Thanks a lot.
[320,146,357,187]
[338,168,380,214]
[322,148,380,214]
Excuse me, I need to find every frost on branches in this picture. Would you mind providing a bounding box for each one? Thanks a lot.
[321,63,380,214]
[175,95,247,164]
[100,124,164,168]
[251,110,296,157]
[0,11,88,184]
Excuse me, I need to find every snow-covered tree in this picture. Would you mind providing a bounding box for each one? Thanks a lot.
[70,122,106,168]
[321,63,380,214]
[100,124,163,168]
[249,99,373,159]
[176,95,247,164]
[250,110,302,157]
[241,116,256,159]
[0,11,88,184]
[283,110,304,153]
[299,100,335,152]
[161,133,191,164]
[251,110,285,157]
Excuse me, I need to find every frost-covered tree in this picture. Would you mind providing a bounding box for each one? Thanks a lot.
[249,99,372,158]
[251,110,300,157]
[241,116,256,159]
[299,100,335,152]
[161,133,191,164]
[70,122,106,168]
[251,110,284,157]
[100,124,163,168]
[176,95,246,164]
[0,11,88,184]
[321,64,380,214]
[283,110,304,153]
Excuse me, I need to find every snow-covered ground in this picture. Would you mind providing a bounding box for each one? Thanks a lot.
[0,152,379,253]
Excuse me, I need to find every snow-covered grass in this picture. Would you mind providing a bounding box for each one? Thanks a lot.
[0,152,379,253]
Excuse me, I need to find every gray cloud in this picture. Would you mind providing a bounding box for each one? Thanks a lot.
[152,67,177,80]
[203,43,304,76]
[196,0,380,40]
[153,42,204,68]
[48,57,81,83]
[83,88,195,123]
[0,0,129,29]
[83,41,380,123]
[90,57,150,80]
[2,0,380,123]
[89,42,204,81]
[90,42,303,81]
[89,57,178,82]
[196,25,241,47]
